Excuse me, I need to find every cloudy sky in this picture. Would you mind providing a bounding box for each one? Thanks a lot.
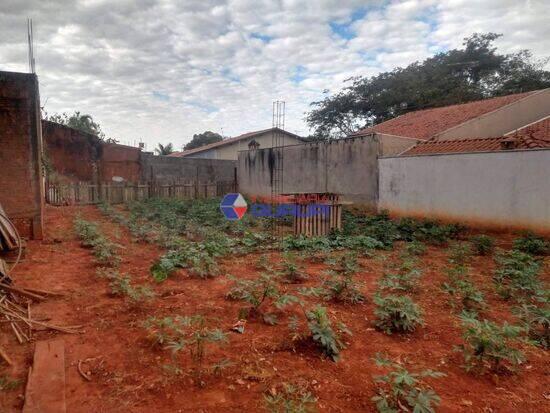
[1,0,548,149]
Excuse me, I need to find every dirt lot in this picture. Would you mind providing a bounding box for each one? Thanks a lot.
[0,204,548,412]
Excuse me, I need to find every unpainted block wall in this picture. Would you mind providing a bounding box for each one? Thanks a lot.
[0,71,44,239]
[238,137,380,206]
[140,153,237,183]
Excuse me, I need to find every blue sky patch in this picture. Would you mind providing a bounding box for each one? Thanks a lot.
[291,65,307,84]
[152,91,169,101]
[329,7,369,40]
[221,67,241,83]
[251,32,273,43]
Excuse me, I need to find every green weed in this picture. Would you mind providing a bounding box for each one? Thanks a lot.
[372,353,444,413]
[373,294,424,334]
[456,314,524,374]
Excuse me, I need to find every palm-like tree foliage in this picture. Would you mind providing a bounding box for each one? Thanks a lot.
[155,143,174,155]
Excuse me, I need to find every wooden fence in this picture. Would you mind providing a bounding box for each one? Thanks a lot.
[45,180,237,206]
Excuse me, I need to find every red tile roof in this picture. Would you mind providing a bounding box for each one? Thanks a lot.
[401,117,550,155]
[169,128,303,157]
[353,91,537,140]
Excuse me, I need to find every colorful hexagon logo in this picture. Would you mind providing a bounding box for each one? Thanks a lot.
[220,193,248,220]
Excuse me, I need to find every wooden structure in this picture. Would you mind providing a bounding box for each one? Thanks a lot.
[45,180,237,206]
[286,193,342,237]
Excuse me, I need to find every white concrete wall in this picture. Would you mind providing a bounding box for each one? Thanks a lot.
[379,149,550,230]
[238,136,380,206]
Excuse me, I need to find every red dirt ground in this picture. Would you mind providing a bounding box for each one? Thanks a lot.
[1,205,549,412]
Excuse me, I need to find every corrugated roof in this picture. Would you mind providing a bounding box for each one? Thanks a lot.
[169,128,304,157]
[353,91,537,140]
[402,117,550,155]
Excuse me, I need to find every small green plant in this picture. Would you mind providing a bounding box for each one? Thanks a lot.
[151,241,220,282]
[74,217,121,267]
[109,273,155,303]
[405,240,427,256]
[144,315,228,386]
[256,254,273,271]
[279,252,309,283]
[226,273,300,324]
[448,242,471,266]
[470,235,495,256]
[373,294,424,334]
[304,305,351,361]
[372,353,444,413]
[513,304,549,349]
[265,382,317,413]
[379,270,422,293]
[442,277,485,316]
[305,252,365,304]
[493,250,542,300]
[513,232,549,255]
[0,375,21,391]
[456,314,524,374]
[442,266,485,315]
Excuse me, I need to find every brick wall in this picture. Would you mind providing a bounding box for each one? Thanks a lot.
[100,143,141,182]
[42,121,141,183]
[42,120,102,182]
[0,71,44,239]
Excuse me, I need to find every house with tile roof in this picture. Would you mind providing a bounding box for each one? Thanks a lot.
[401,117,550,156]
[351,88,550,155]
[169,128,304,160]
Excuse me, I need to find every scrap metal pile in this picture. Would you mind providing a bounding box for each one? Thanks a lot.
[0,203,78,366]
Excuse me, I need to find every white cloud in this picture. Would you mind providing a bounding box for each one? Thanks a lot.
[0,0,547,149]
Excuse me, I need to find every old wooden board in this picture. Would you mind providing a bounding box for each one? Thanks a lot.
[23,339,66,413]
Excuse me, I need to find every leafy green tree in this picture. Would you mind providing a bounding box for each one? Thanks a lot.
[155,143,174,155]
[307,33,550,139]
[184,131,223,150]
[46,111,106,139]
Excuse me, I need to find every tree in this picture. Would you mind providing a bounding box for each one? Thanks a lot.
[184,131,223,150]
[306,33,550,139]
[155,143,174,155]
[45,111,106,139]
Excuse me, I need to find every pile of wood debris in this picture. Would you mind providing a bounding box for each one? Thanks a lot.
[0,203,79,366]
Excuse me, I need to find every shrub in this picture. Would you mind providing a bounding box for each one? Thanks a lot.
[456,314,524,374]
[470,235,495,256]
[226,273,300,324]
[265,383,317,413]
[513,304,549,349]
[372,353,444,413]
[374,294,424,334]
[513,232,549,255]
[494,250,542,300]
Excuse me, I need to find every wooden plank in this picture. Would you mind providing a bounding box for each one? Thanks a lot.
[23,339,66,413]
